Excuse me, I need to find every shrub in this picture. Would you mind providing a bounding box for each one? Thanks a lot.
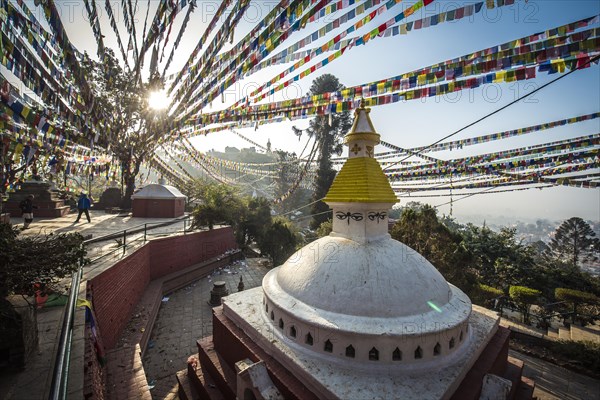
[555,288,599,305]
[472,284,503,308]
[555,288,600,326]
[509,286,541,324]
[551,340,600,375]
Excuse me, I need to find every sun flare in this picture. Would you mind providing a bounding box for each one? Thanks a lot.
[148,90,169,110]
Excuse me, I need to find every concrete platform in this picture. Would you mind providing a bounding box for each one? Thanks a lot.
[222,288,500,400]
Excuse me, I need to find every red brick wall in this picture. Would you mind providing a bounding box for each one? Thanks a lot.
[132,198,186,218]
[88,227,237,350]
[148,227,236,280]
[88,246,151,350]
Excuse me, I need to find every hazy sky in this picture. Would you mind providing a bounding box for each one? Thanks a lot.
[11,0,600,222]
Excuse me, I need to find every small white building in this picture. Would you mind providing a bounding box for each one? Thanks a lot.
[131,182,186,218]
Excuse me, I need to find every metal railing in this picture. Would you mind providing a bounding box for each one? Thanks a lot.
[85,215,194,263]
[48,214,194,400]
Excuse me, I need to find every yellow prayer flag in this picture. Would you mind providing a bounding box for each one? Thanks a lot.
[556,60,566,73]
[494,71,506,83]
[77,298,92,308]
[13,143,23,161]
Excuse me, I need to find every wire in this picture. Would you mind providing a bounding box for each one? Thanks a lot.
[383,54,600,172]
[292,209,333,222]
[278,197,326,217]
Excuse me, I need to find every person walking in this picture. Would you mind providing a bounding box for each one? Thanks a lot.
[75,192,92,223]
[19,194,37,229]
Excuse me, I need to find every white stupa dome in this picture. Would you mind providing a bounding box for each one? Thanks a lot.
[261,105,471,365]
[274,236,452,318]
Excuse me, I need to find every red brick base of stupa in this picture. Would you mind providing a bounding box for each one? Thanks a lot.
[177,307,534,400]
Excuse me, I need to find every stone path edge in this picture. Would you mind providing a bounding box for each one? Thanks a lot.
[82,248,242,399]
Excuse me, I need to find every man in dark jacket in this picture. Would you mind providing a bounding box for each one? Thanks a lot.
[19,194,37,229]
[75,192,92,223]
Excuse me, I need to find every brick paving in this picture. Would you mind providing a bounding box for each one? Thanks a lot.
[142,258,270,400]
[0,211,196,399]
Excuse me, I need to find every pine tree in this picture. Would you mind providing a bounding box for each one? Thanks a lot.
[548,217,599,267]
[293,74,351,229]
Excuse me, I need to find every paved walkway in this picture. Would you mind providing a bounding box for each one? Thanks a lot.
[0,211,192,400]
[511,350,600,400]
[142,258,270,400]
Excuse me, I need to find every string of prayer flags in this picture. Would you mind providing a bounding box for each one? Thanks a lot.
[248,24,599,105]
[166,0,236,93]
[104,0,131,70]
[179,0,430,118]
[167,0,253,105]
[83,0,105,59]
[171,0,327,114]
[161,0,196,76]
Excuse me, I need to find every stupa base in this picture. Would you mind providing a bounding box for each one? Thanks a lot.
[177,288,534,399]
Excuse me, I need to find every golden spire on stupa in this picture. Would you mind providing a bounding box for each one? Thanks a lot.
[323,103,398,204]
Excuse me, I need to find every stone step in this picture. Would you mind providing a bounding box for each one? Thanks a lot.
[211,307,324,400]
[176,368,199,400]
[503,356,524,400]
[450,326,511,400]
[515,376,535,400]
[547,327,559,339]
[197,336,237,400]
[558,326,571,340]
[3,202,70,218]
[185,355,227,400]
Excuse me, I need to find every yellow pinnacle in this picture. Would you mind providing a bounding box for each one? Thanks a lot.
[324,105,398,204]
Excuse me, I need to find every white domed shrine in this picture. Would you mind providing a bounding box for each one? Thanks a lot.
[194,105,532,400]
[261,105,471,366]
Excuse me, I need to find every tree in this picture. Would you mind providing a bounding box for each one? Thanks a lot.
[509,286,541,324]
[259,217,300,266]
[555,288,600,326]
[0,223,87,368]
[390,203,477,295]
[471,284,504,309]
[80,50,170,208]
[316,219,333,238]
[461,224,541,291]
[548,217,600,267]
[239,197,272,249]
[190,181,244,230]
[0,223,87,299]
[293,74,352,229]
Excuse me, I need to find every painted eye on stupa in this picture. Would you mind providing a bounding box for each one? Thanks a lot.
[335,211,364,225]
[367,212,387,223]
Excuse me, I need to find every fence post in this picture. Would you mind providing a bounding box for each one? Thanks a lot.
[144,224,147,242]
[123,230,127,254]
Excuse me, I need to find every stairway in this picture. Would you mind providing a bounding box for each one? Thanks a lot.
[3,182,70,218]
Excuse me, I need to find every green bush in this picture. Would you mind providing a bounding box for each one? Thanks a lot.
[551,340,600,374]
[472,284,503,307]
[511,333,600,376]
[509,286,541,305]
[509,286,541,324]
[555,288,600,326]
[555,288,599,305]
